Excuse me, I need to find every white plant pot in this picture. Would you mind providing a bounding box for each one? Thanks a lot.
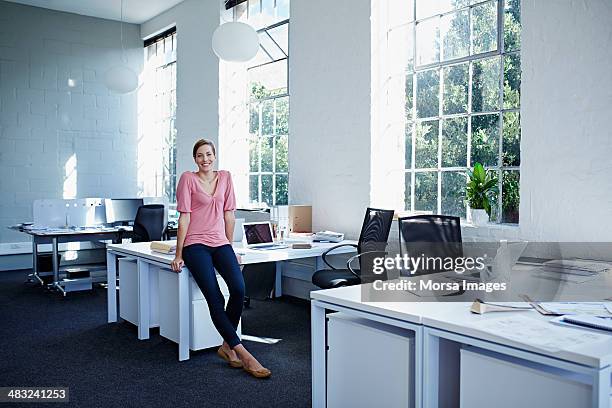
[471,209,489,226]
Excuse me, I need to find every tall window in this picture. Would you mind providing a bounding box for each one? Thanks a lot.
[144,29,177,203]
[395,0,520,223]
[234,0,290,206]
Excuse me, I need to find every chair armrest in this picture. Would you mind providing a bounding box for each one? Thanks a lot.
[346,250,388,278]
[321,243,358,270]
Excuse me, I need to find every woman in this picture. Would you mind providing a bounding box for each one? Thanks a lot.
[170,139,271,379]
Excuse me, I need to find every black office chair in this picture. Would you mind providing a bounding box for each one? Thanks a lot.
[132,204,166,242]
[241,262,276,308]
[311,208,395,289]
[397,215,462,275]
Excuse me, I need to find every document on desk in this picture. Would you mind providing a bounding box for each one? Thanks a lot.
[538,302,612,317]
[534,270,599,284]
[469,315,611,352]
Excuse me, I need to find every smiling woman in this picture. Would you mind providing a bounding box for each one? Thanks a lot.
[170,138,272,379]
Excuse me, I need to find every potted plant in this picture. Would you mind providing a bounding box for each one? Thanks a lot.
[466,162,498,226]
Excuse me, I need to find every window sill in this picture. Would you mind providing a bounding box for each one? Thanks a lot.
[461,222,521,240]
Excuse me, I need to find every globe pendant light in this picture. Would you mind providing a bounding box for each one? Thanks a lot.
[104,0,138,94]
[212,21,259,62]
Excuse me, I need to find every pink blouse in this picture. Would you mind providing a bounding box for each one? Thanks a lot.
[176,170,236,247]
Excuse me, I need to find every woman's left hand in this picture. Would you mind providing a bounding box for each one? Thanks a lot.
[235,253,242,264]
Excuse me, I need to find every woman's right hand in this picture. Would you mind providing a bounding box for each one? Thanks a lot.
[170,256,184,272]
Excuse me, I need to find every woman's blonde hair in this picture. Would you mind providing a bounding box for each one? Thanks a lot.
[192,139,216,157]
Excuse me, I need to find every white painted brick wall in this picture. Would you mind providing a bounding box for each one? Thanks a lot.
[520,0,612,241]
[140,0,220,181]
[289,0,372,240]
[0,1,142,244]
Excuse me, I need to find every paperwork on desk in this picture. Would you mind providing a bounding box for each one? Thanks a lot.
[469,315,611,352]
[537,302,612,317]
[543,259,611,274]
[534,259,612,283]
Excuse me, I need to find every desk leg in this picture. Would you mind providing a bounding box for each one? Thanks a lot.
[178,268,190,361]
[311,300,326,408]
[274,261,283,298]
[592,365,611,408]
[414,326,424,408]
[137,259,150,340]
[107,252,117,323]
[30,238,44,285]
[422,327,440,408]
[51,237,65,296]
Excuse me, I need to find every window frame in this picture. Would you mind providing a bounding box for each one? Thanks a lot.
[245,17,290,206]
[144,29,178,204]
[401,0,520,223]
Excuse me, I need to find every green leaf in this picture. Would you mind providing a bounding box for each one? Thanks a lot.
[473,162,485,181]
[482,179,498,190]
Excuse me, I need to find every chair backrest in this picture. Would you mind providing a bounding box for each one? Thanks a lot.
[132,204,166,243]
[357,208,395,279]
[397,215,462,275]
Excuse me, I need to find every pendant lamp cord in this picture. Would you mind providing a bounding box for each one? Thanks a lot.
[120,0,126,63]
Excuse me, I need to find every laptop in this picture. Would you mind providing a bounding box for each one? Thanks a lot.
[242,222,289,250]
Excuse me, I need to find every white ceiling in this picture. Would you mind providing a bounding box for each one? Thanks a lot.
[4,0,186,24]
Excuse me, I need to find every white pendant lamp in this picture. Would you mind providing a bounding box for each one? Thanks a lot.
[104,65,138,94]
[104,0,138,94]
[212,22,259,62]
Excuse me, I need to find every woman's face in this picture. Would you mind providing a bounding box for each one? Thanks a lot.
[194,144,216,172]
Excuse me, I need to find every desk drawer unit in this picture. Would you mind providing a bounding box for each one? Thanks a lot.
[327,313,415,408]
[460,347,593,408]
[282,261,320,300]
[118,258,159,327]
[158,270,241,351]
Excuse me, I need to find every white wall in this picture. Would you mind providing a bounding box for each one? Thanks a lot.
[289,0,373,239]
[0,1,141,244]
[141,0,220,179]
[518,0,612,242]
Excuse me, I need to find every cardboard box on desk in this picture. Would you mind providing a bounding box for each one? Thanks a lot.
[288,205,312,233]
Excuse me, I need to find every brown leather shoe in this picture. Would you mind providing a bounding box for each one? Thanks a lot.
[243,365,272,379]
[217,347,243,368]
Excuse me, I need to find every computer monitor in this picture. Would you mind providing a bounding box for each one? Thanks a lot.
[104,198,144,225]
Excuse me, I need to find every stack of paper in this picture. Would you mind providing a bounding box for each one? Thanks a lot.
[538,302,612,317]
[536,259,612,283]
[150,241,176,254]
[542,259,611,275]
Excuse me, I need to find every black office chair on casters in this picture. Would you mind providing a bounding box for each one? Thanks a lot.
[132,204,166,243]
[311,208,395,289]
[397,215,462,275]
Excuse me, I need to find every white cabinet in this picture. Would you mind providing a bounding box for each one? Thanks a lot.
[118,258,159,327]
[460,347,592,408]
[327,313,414,408]
[158,270,241,350]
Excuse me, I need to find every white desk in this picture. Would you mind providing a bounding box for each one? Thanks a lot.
[311,283,612,408]
[106,240,356,361]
